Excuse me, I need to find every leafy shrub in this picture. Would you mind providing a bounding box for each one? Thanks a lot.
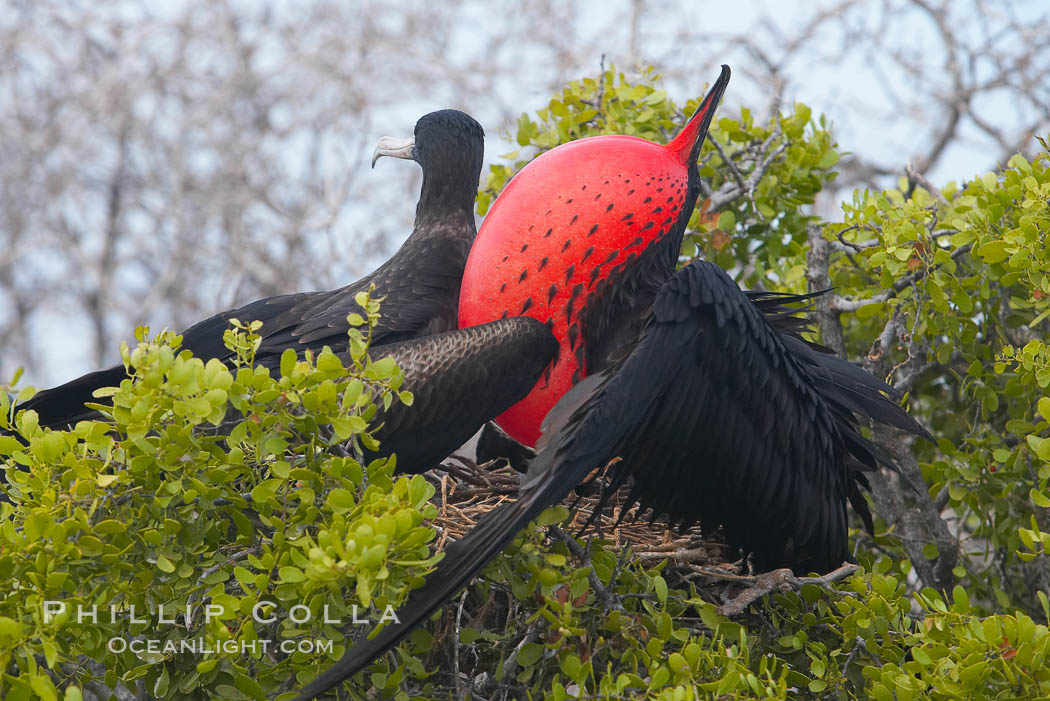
[0,294,438,700]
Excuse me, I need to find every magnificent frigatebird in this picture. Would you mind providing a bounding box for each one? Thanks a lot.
[291,65,930,700]
[6,110,556,476]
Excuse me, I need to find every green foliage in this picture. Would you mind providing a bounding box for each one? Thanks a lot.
[829,144,1050,613]
[0,293,436,700]
[353,516,1050,700]
[763,564,1050,699]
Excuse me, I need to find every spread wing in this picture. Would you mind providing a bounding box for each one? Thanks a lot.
[14,317,556,480]
[564,261,876,571]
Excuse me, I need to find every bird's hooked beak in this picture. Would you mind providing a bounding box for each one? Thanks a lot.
[371,136,415,168]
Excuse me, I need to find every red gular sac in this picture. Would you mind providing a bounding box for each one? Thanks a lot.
[459,77,725,447]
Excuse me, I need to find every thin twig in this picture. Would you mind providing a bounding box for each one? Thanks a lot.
[453,590,467,701]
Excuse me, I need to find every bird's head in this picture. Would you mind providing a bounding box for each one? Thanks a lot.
[373,109,485,217]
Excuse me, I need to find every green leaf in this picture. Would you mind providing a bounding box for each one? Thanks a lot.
[280,348,297,378]
[234,674,265,700]
[93,520,126,535]
[517,642,543,667]
[326,488,356,513]
[1038,397,1050,422]
[371,356,398,378]
[653,575,668,604]
[976,240,1009,264]
[330,415,367,440]
[153,667,170,698]
[535,506,569,526]
[279,566,305,583]
[31,675,59,701]
[0,436,24,453]
[1027,434,1050,461]
[643,89,667,106]
[855,301,885,320]
[0,617,23,642]
[817,150,840,169]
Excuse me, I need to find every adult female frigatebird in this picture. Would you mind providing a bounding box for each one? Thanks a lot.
[7,110,557,475]
[291,65,930,700]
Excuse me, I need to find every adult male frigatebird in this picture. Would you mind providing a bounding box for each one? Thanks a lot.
[6,110,556,475]
[291,65,930,700]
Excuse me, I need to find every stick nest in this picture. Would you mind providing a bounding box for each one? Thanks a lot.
[427,456,724,563]
[422,456,856,617]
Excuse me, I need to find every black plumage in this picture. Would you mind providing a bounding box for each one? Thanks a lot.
[569,262,929,571]
[475,421,536,471]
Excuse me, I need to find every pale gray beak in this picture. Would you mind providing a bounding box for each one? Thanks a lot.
[371,136,415,168]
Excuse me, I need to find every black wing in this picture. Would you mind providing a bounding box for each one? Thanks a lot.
[564,260,923,572]
[370,317,556,473]
[290,261,929,699]
[13,365,128,430]
[176,220,473,365]
[12,284,405,432]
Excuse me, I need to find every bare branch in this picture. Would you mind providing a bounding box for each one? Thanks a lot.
[716,563,859,616]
